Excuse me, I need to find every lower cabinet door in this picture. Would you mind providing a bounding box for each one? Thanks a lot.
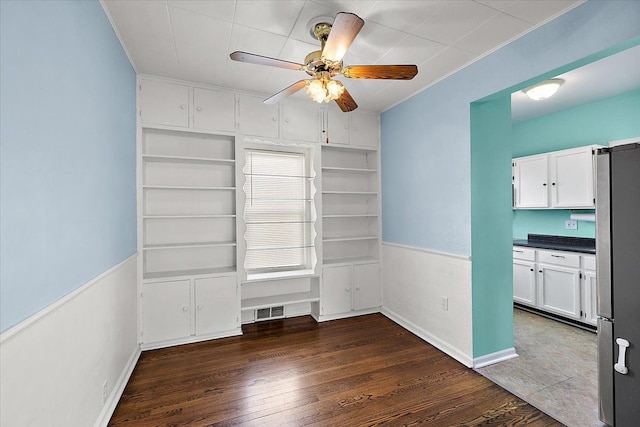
[537,265,581,319]
[194,276,238,336]
[513,260,536,306]
[142,280,191,344]
[353,263,381,311]
[322,265,352,315]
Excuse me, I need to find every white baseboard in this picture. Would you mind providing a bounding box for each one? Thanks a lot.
[473,347,518,368]
[381,307,474,367]
[94,346,141,427]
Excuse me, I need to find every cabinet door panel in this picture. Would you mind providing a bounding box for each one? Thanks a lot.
[142,280,191,343]
[513,260,536,306]
[550,148,594,208]
[238,94,278,138]
[322,265,352,315]
[194,276,238,335]
[353,263,381,311]
[193,88,235,132]
[350,113,379,149]
[281,101,320,142]
[325,109,350,145]
[140,79,189,127]
[537,265,581,319]
[513,154,548,208]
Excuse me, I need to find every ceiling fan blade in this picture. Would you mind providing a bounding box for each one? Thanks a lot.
[322,12,364,63]
[334,87,358,112]
[342,65,418,80]
[230,51,304,71]
[264,80,308,105]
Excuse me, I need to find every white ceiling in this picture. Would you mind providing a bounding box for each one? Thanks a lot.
[511,43,640,122]
[102,0,583,112]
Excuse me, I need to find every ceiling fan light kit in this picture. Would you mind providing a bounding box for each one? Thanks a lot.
[230,12,418,112]
[523,78,565,101]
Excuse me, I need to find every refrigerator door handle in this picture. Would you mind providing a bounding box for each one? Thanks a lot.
[596,151,612,318]
[598,319,615,426]
[615,338,630,375]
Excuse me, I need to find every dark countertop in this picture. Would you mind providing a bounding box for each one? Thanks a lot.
[513,234,596,254]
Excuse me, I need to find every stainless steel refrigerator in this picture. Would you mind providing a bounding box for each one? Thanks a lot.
[596,142,640,427]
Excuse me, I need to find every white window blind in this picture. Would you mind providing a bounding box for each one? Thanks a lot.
[243,149,316,273]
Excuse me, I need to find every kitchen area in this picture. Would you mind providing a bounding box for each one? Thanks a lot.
[478,45,640,427]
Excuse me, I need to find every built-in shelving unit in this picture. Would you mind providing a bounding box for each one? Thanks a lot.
[321,145,380,265]
[141,129,237,280]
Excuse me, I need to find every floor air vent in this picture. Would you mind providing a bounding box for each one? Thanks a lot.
[255,306,285,321]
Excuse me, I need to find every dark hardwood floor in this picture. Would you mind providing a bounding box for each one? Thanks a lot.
[109,314,562,426]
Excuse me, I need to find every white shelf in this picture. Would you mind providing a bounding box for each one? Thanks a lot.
[143,185,236,191]
[322,145,376,153]
[143,154,235,164]
[323,236,379,243]
[144,241,237,250]
[144,266,237,281]
[143,214,236,219]
[323,256,379,266]
[322,191,378,195]
[241,290,320,311]
[322,167,377,174]
[322,214,378,218]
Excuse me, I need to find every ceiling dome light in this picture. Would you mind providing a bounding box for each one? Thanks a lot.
[523,78,564,101]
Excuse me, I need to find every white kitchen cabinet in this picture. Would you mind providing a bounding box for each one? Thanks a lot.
[139,79,189,128]
[192,87,235,132]
[321,263,381,316]
[237,94,278,138]
[513,259,537,307]
[281,100,320,143]
[537,263,581,320]
[513,154,548,208]
[350,112,379,149]
[513,146,599,209]
[142,274,239,349]
[194,276,239,335]
[142,280,191,344]
[549,147,596,208]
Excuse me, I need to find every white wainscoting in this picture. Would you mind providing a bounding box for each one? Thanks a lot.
[0,255,139,427]
[381,242,473,367]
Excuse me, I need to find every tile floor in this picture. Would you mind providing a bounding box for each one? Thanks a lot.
[477,308,606,427]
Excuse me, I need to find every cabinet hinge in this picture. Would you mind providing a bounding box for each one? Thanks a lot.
[593,198,596,204]
[139,84,142,91]
[579,272,582,279]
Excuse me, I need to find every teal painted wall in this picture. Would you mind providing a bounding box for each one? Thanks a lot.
[471,96,515,356]
[512,89,640,240]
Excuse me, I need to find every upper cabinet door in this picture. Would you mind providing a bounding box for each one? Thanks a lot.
[192,88,235,133]
[325,109,350,145]
[237,94,278,138]
[549,147,595,208]
[513,154,549,208]
[350,113,379,149]
[281,101,320,143]
[140,79,189,128]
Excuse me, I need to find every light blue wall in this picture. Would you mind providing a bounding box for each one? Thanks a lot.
[0,1,136,332]
[512,89,640,239]
[381,0,640,358]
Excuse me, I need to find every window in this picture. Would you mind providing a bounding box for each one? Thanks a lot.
[243,148,316,275]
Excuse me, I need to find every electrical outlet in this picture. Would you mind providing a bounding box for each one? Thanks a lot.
[102,380,108,405]
[565,220,578,230]
[441,296,448,311]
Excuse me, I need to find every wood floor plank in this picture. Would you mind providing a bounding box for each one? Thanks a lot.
[109,314,562,427]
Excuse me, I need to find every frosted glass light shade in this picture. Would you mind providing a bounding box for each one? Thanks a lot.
[523,79,564,101]
[305,79,344,103]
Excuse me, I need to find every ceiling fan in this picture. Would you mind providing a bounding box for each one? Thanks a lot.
[230,12,418,112]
